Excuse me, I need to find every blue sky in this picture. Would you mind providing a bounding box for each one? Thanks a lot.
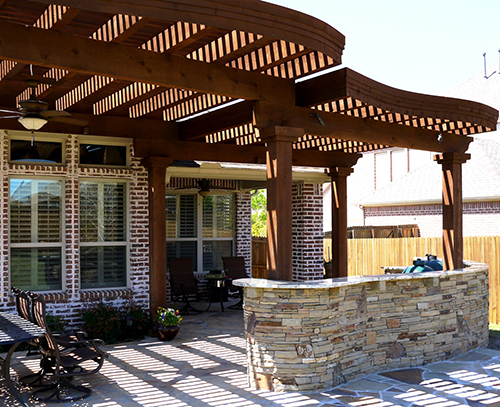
[268,0,500,96]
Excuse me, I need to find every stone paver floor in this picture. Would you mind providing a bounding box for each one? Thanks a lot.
[2,305,500,406]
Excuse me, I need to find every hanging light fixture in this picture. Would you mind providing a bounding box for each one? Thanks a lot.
[18,112,48,131]
[197,178,211,197]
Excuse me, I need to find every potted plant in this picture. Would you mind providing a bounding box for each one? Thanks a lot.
[154,307,182,341]
[324,259,333,279]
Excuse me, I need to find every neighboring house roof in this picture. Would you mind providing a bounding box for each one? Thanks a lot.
[360,69,500,208]
[360,138,500,206]
[443,66,500,113]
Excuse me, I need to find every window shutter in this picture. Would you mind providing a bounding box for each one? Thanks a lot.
[37,181,62,242]
[80,182,126,243]
[103,183,126,242]
[80,182,99,243]
[10,180,34,243]
[10,178,63,291]
[203,195,233,238]
[166,194,197,238]
[80,180,127,288]
[11,247,61,291]
[179,195,197,238]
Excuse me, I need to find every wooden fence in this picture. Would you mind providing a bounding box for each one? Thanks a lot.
[252,235,500,323]
[251,237,267,279]
[324,236,500,324]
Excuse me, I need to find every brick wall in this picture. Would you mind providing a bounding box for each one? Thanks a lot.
[0,132,255,320]
[235,191,252,276]
[364,201,500,237]
[0,132,149,323]
[0,133,147,323]
[292,182,324,281]
[239,263,489,392]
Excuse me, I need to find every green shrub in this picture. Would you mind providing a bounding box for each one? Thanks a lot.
[80,300,149,344]
[80,301,121,343]
[120,300,150,340]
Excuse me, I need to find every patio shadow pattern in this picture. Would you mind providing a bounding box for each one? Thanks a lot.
[2,309,500,407]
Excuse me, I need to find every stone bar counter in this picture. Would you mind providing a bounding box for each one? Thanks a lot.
[233,263,489,392]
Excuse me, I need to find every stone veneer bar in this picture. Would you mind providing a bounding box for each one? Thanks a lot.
[233,263,489,392]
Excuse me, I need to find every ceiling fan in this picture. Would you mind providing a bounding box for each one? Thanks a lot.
[0,79,89,133]
[177,178,228,197]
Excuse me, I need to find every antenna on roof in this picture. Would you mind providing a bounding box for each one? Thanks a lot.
[484,52,496,78]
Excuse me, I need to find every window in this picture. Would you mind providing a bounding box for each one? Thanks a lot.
[166,193,234,272]
[80,180,128,288]
[10,139,63,164]
[80,144,127,167]
[10,178,63,290]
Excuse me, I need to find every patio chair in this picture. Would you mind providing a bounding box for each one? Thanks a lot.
[222,256,249,310]
[30,293,107,403]
[169,257,202,315]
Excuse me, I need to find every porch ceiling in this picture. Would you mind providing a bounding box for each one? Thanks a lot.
[0,0,497,163]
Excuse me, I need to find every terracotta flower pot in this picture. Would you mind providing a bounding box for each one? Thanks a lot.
[156,325,180,341]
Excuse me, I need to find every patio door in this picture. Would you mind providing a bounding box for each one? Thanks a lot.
[166,192,234,273]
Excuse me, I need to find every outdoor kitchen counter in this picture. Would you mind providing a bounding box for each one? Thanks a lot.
[233,262,490,393]
[233,261,488,290]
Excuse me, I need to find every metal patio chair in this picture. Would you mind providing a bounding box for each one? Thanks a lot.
[221,256,249,310]
[30,293,107,403]
[169,257,202,315]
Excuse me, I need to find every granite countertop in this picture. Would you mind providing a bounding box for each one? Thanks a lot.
[232,261,488,289]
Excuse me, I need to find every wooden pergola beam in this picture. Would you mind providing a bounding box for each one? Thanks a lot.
[254,101,474,154]
[0,111,180,140]
[296,68,498,129]
[180,101,254,142]
[0,19,295,104]
[134,140,361,168]
[29,0,345,62]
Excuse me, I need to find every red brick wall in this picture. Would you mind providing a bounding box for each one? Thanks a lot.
[292,182,324,281]
[0,133,145,323]
[364,201,500,237]
[235,191,252,276]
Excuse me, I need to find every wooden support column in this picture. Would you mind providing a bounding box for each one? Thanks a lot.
[434,152,470,271]
[261,126,303,281]
[328,167,354,278]
[141,156,174,319]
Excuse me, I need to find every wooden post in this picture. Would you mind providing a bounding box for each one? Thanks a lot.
[261,126,302,281]
[434,152,470,271]
[141,157,173,319]
[328,167,354,278]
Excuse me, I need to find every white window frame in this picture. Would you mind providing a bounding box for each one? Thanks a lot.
[8,176,66,291]
[166,192,235,272]
[79,178,130,289]
[8,132,68,165]
[78,135,132,169]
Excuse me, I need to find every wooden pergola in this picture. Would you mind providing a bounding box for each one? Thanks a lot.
[0,0,497,315]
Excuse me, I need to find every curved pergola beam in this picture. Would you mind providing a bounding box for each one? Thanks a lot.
[297,68,498,132]
[29,0,345,63]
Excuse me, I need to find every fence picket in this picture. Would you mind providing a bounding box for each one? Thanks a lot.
[254,236,500,323]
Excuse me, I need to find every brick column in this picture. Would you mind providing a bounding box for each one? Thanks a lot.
[434,152,470,270]
[235,190,252,276]
[292,182,324,281]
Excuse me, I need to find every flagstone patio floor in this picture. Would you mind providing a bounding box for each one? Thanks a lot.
[2,304,500,407]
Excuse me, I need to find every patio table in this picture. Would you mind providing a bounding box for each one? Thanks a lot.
[205,272,229,312]
[0,311,45,406]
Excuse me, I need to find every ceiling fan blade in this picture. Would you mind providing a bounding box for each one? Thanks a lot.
[41,110,72,119]
[0,115,21,119]
[0,108,19,114]
[48,116,89,127]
